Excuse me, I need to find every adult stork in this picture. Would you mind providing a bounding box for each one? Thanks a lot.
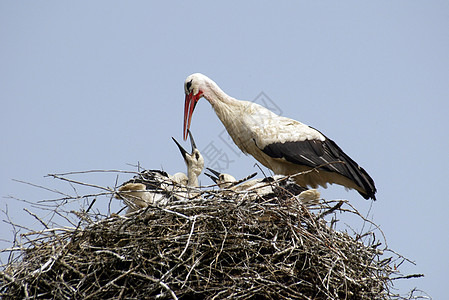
[184,73,376,200]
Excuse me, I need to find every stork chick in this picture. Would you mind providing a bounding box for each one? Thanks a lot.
[116,130,204,212]
[171,130,204,188]
[205,168,320,205]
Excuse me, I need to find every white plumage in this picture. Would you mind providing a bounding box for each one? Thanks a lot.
[116,130,204,212]
[205,168,321,205]
[184,73,376,200]
[171,130,204,188]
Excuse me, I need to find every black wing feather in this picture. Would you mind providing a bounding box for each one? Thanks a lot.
[262,137,376,200]
[120,169,171,192]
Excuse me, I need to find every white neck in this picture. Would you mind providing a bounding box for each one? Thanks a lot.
[201,79,243,133]
[187,173,199,187]
[202,78,238,108]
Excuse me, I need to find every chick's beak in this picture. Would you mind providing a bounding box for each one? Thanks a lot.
[187,129,197,152]
[172,137,188,161]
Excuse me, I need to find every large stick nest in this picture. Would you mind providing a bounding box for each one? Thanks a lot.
[0,171,423,299]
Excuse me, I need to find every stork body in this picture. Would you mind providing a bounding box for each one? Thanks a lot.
[117,170,173,211]
[205,168,320,205]
[184,73,376,200]
[116,131,204,212]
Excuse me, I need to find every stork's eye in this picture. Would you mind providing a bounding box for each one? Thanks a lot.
[186,80,193,93]
[195,153,199,160]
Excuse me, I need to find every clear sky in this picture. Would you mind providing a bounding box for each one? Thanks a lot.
[1,1,448,298]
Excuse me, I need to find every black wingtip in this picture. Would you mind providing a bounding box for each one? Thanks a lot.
[361,190,377,201]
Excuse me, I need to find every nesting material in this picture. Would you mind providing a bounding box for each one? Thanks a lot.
[0,172,422,299]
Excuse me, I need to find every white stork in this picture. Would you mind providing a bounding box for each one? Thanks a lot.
[116,130,204,211]
[205,167,321,205]
[171,130,204,188]
[117,170,172,211]
[184,73,376,200]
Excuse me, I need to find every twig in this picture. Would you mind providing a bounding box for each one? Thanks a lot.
[390,274,424,280]
[317,200,344,219]
[131,272,179,300]
[47,174,114,192]
[178,216,196,260]
[11,179,72,198]
[84,266,139,300]
[46,169,138,176]
[23,208,50,229]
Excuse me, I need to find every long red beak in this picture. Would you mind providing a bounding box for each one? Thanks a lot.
[183,92,202,140]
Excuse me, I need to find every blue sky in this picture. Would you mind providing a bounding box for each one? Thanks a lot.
[1,1,448,298]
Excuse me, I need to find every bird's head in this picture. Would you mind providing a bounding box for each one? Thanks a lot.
[172,130,204,177]
[184,73,210,140]
[205,167,236,189]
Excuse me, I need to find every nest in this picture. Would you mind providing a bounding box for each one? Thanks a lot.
[0,171,424,299]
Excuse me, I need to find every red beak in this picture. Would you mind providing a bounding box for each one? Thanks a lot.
[183,92,202,140]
